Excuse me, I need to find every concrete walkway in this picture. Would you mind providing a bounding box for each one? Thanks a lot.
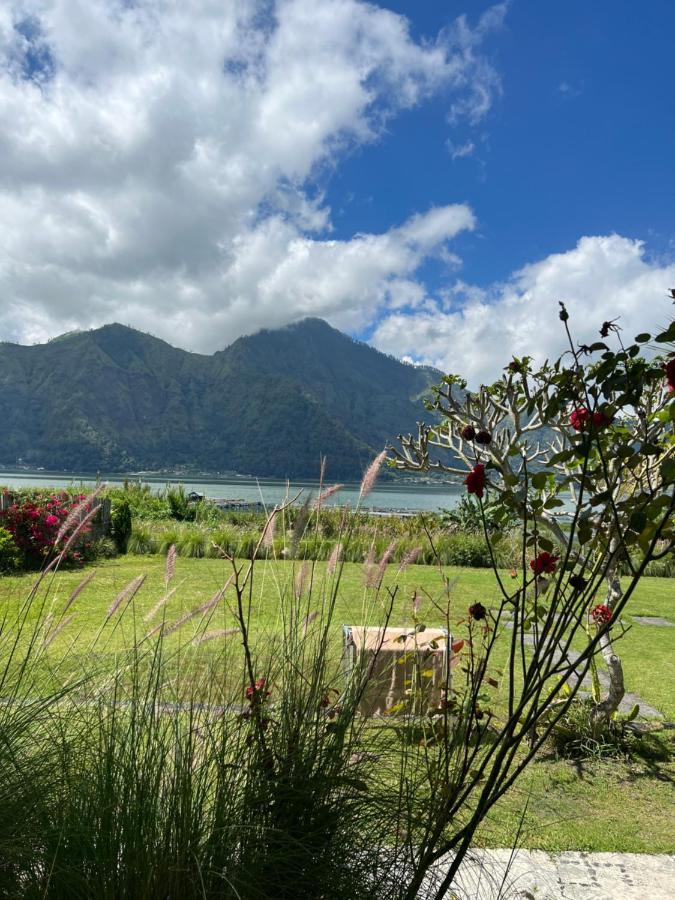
[432,849,675,899]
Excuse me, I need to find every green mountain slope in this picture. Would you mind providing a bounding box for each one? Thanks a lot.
[0,319,440,480]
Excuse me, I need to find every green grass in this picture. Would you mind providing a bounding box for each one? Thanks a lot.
[0,555,673,855]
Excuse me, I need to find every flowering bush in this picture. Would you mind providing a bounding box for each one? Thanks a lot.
[391,306,674,730]
[0,492,93,567]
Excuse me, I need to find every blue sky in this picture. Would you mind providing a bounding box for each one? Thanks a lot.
[332,0,675,288]
[1,0,673,383]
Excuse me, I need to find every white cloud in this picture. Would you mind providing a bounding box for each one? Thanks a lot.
[371,235,675,385]
[447,139,475,160]
[0,0,502,348]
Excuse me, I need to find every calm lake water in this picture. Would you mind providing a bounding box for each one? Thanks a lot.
[0,471,462,513]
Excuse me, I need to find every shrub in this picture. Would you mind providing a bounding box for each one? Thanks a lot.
[86,537,118,560]
[127,523,158,555]
[166,484,195,522]
[110,497,133,553]
[0,527,20,574]
[0,492,92,568]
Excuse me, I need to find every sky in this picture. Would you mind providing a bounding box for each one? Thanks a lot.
[1,0,674,384]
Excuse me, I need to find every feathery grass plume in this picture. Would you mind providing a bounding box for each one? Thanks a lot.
[290,498,311,556]
[106,574,146,621]
[313,484,344,510]
[301,611,318,634]
[41,612,54,641]
[42,614,74,650]
[60,503,102,556]
[261,510,277,549]
[55,486,104,547]
[326,542,342,575]
[62,569,97,615]
[294,561,310,600]
[163,586,227,636]
[143,585,179,623]
[165,544,177,583]
[358,450,387,500]
[191,627,239,646]
[398,546,422,573]
[363,544,378,588]
[377,541,397,582]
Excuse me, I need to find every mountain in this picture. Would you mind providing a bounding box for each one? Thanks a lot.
[0,319,440,480]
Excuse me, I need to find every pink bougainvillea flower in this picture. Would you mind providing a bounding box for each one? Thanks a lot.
[464,463,486,499]
[530,552,560,576]
[591,604,612,626]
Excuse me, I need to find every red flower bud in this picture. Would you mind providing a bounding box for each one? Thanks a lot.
[464,463,486,499]
[460,425,476,441]
[475,430,492,445]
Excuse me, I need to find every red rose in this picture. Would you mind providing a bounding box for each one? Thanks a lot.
[665,358,675,393]
[461,425,476,441]
[464,463,486,499]
[45,514,59,527]
[530,551,559,576]
[475,430,492,446]
[570,408,591,431]
[591,604,612,626]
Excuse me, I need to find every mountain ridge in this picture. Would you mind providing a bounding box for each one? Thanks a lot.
[0,318,441,480]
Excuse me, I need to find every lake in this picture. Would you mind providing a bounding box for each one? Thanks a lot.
[0,471,462,513]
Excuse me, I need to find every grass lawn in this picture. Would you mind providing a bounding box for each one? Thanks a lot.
[0,554,673,854]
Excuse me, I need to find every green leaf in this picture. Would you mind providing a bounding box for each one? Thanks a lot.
[630,511,647,533]
[635,332,651,343]
[531,472,548,490]
[661,459,675,485]
[549,449,574,465]
[655,321,675,343]
[625,704,640,723]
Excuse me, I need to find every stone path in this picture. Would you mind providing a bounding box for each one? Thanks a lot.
[429,849,675,899]
[632,616,675,627]
[501,622,666,720]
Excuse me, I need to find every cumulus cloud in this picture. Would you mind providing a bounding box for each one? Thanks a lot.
[0,0,502,348]
[371,235,675,385]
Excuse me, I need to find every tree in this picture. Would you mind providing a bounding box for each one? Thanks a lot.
[391,306,674,725]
